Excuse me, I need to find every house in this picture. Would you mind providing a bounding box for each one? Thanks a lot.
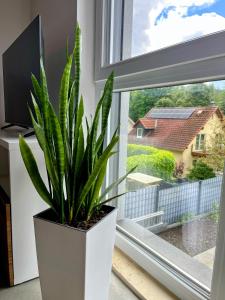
[128,117,135,133]
[129,107,224,174]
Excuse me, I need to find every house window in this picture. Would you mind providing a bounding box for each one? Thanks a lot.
[137,128,143,138]
[195,134,205,151]
[95,1,225,299]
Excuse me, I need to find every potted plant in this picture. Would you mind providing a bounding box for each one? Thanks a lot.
[19,25,133,300]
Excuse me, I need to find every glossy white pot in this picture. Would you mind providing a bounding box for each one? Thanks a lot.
[33,205,117,300]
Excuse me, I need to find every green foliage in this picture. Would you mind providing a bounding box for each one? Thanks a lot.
[129,83,225,121]
[187,161,215,180]
[129,88,172,121]
[127,144,175,180]
[180,213,194,224]
[201,125,225,172]
[210,202,220,223]
[127,144,157,157]
[19,25,134,225]
[155,97,175,107]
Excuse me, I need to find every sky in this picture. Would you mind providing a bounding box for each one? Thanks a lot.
[132,0,225,55]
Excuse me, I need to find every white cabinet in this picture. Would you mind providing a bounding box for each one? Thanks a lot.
[0,129,47,285]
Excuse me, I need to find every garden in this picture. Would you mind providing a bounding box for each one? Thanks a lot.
[126,143,221,268]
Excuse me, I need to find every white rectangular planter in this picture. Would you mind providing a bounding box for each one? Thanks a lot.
[34,206,117,300]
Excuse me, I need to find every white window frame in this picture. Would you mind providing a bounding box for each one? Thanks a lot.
[195,134,205,151]
[95,1,225,300]
[136,127,143,138]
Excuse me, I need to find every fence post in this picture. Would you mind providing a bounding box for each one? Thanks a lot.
[197,181,202,215]
[154,185,160,212]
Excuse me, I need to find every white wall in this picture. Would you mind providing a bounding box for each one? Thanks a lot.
[0,0,32,126]
[0,0,96,125]
[77,0,96,118]
[32,0,96,116]
[31,0,77,109]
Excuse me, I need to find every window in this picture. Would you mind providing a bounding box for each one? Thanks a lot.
[109,0,225,63]
[95,1,225,299]
[195,134,205,151]
[136,128,143,138]
[120,81,224,297]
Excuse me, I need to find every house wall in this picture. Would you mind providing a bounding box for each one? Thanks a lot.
[0,0,32,126]
[171,149,192,175]
[172,113,223,176]
[194,112,223,149]
[171,150,183,166]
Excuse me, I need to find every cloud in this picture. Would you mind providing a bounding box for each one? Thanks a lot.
[143,0,225,52]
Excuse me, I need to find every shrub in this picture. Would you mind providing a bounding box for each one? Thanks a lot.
[180,213,194,224]
[187,161,215,180]
[210,203,220,223]
[127,148,175,181]
[127,144,157,157]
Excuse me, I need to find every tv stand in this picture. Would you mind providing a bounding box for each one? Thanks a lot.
[1,124,29,130]
[0,130,48,285]
[1,124,34,138]
[23,130,35,138]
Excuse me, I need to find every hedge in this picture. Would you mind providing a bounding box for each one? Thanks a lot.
[127,144,158,157]
[127,144,175,180]
[187,161,215,180]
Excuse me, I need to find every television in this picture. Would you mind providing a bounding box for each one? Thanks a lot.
[2,15,43,128]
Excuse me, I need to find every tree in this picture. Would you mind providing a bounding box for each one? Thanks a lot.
[155,97,175,107]
[175,99,192,107]
[187,161,215,180]
[184,84,214,107]
[128,83,225,122]
[214,89,225,114]
[129,87,174,121]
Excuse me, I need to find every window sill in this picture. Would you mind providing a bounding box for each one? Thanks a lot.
[115,219,211,300]
[113,247,179,300]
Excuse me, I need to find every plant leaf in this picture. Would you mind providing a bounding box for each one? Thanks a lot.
[94,192,127,209]
[101,72,114,136]
[30,109,60,201]
[98,166,137,204]
[19,136,54,210]
[59,55,73,140]
[31,92,43,126]
[76,135,119,216]
[31,74,42,102]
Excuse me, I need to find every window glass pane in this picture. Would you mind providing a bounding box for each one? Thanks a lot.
[110,0,225,62]
[195,134,200,150]
[117,79,225,291]
[137,128,143,138]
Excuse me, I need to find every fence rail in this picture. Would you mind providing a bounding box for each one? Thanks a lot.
[125,176,223,225]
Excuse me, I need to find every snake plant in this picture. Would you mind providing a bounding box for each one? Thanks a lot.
[19,25,133,225]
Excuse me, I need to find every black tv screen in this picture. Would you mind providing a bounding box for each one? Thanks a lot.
[2,15,42,128]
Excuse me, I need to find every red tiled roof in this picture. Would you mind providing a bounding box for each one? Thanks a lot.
[135,118,156,129]
[128,107,223,151]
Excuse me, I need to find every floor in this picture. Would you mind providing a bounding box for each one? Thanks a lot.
[0,273,139,300]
